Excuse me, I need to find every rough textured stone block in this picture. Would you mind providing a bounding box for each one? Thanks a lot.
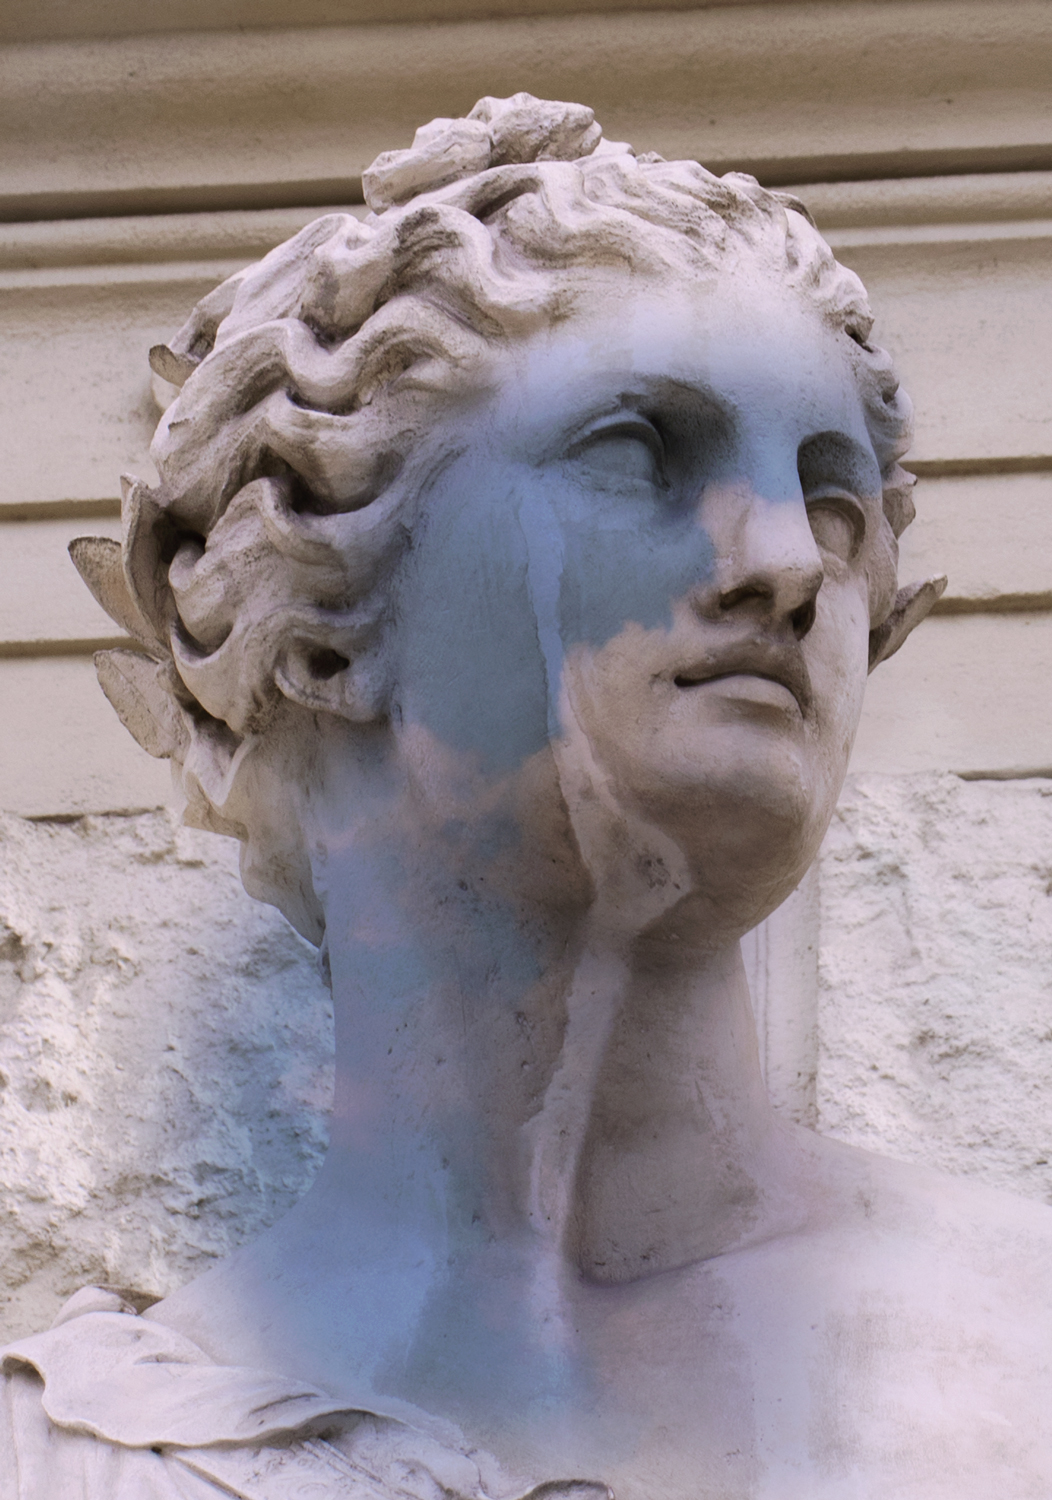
[818,772,1052,1201]
[0,810,331,1341]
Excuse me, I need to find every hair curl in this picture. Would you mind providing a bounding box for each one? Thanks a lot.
[72,92,931,941]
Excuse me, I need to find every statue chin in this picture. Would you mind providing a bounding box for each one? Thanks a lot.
[6,90,1049,1500]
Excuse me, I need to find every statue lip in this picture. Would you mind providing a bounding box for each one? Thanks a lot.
[669,638,813,713]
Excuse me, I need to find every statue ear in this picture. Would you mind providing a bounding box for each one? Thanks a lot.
[275,638,389,724]
[868,575,947,671]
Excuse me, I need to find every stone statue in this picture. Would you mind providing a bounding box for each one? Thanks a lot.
[4,94,1050,1498]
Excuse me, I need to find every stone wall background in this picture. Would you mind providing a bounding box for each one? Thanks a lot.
[0,811,331,1341]
[817,774,1052,1201]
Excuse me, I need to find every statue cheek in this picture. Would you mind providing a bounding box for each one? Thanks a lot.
[810,580,872,745]
[555,513,716,654]
[391,481,554,776]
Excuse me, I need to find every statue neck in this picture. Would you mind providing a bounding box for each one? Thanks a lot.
[313,838,785,1287]
[147,798,806,1464]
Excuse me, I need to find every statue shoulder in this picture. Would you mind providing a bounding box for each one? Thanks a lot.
[0,1287,610,1500]
[796,1132,1052,1377]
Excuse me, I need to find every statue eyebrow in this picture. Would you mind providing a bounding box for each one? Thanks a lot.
[541,378,735,461]
[797,430,882,495]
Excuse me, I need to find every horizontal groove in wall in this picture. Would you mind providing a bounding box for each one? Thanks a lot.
[0,180,367,227]
[0,636,130,659]
[734,147,1052,193]
[909,456,1052,479]
[8,152,1052,227]
[956,768,1052,782]
[933,593,1052,617]
[21,805,167,821]
[0,499,121,521]
[824,218,1052,250]
[0,258,251,293]
[796,170,1052,229]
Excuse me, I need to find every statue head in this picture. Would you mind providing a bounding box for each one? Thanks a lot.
[73,93,942,947]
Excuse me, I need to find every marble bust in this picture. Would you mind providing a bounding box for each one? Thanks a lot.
[4,93,1051,1498]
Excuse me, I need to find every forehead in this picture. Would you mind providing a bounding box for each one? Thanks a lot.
[472,269,876,464]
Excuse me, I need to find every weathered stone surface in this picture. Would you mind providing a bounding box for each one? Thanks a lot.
[0,810,331,1342]
[818,773,1052,1201]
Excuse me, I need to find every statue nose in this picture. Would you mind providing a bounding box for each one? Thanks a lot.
[690,485,824,639]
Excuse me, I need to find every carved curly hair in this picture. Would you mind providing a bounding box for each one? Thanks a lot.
[71,92,936,941]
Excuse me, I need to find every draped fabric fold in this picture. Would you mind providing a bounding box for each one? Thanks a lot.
[0,1289,612,1500]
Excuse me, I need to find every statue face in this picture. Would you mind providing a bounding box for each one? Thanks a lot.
[387,267,886,928]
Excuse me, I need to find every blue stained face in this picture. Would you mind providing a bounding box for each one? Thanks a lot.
[388,271,889,868]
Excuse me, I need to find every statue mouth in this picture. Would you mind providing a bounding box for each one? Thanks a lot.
[669,640,813,714]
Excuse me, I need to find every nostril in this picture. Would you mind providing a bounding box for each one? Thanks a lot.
[307,647,350,679]
[718,583,771,612]
[791,599,816,640]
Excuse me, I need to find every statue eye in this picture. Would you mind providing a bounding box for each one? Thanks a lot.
[806,492,864,562]
[568,416,666,488]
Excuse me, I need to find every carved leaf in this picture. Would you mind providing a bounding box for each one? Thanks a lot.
[94,649,189,760]
[118,475,181,649]
[868,574,948,671]
[68,536,167,653]
[148,343,198,385]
